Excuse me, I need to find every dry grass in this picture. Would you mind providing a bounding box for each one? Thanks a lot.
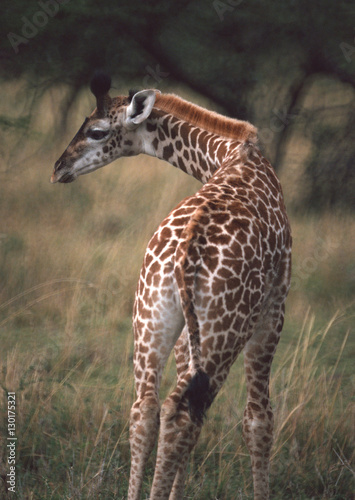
[0,83,354,498]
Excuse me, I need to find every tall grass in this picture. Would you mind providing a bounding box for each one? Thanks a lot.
[0,305,352,498]
[0,83,354,498]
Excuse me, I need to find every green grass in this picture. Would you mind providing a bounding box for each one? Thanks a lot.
[0,84,354,499]
[1,311,352,499]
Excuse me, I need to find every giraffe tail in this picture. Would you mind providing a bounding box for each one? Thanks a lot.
[185,368,211,423]
[175,208,212,423]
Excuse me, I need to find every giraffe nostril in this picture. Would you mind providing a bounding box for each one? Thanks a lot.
[54,159,64,171]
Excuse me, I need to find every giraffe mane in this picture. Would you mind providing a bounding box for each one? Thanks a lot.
[154,93,258,143]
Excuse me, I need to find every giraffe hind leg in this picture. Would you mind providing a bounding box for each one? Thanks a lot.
[242,302,285,500]
[128,282,184,499]
[128,392,160,500]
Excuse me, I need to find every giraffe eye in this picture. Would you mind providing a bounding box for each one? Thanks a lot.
[87,129,109,140]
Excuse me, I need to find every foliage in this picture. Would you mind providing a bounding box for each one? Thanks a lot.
[1,0,354,209]
[303,122,355,211]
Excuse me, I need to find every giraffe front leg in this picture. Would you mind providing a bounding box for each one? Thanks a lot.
[149,330,204,500]
[169,330,197,500]
[150,391,203,500]
[169,463,190,500]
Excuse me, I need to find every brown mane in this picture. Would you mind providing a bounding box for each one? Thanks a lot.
[154,93,258,143]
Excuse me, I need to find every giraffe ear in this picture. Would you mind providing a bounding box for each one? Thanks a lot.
[126,90,156,126]
[90,72,112,117]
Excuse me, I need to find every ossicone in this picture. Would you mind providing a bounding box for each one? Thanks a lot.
[90,72,111,117]
[90,72,112,98]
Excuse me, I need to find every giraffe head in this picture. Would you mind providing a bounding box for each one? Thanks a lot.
[51,73,157,183]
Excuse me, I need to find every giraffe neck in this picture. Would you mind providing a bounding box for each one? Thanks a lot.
[138,98,258,184]
[145,113,224,183]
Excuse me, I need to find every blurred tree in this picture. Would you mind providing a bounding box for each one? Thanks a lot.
[0,0,354,210]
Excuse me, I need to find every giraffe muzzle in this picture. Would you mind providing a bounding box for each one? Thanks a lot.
[51,170,76,184]
[51,159,76,184]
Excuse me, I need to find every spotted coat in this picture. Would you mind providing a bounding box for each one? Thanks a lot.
[52,80,292,500]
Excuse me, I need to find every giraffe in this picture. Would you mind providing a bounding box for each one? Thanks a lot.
[51,73,292,500]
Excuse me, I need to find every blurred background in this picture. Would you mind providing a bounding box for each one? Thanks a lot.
[0,1,354,498]
[1,0,355,210]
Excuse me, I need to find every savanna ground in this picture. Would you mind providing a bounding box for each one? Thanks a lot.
[0,82,354,499]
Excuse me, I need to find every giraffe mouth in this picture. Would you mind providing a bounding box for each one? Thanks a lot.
[50,161,99,184]
[59,173,76,183]
[50,170,76,184]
